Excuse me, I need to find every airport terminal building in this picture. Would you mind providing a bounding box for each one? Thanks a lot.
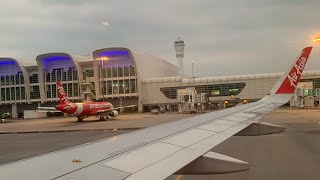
[141,71,320,106]
[1,41,320,117]
[0,47,179,117]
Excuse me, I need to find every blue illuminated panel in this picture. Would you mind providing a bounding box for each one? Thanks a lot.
[0,61,16,65]
[0,59,21,75]
[95,50,134,67]
[96,50,129,57]
[42,56,71,61]
[41,55,75,71]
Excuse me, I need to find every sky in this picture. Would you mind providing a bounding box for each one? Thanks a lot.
[1,0,320,77]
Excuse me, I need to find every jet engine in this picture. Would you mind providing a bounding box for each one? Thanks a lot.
[109,110,119,117]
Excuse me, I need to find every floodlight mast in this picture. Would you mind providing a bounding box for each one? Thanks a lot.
[97,57,109,101]
[312,34,320,56]
[192,61,195,86]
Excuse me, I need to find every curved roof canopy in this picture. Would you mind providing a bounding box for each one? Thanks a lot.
[0,58,24,74]
[93,47,135,67]
[36,53,77,71]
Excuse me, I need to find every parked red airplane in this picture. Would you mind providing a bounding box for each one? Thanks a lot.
[38,81,134,122]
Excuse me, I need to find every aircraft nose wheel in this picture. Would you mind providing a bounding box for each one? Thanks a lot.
[100,115,109,121]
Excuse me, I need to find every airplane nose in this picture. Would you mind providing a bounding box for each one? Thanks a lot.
[55,105,62,111]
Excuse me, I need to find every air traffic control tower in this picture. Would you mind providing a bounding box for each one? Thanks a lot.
[174,37,185,77]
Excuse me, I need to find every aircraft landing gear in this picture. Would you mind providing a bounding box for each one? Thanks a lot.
[77,116,84,122]
[99,115,109,121]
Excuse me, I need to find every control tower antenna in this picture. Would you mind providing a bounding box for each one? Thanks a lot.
[174,37,185,77]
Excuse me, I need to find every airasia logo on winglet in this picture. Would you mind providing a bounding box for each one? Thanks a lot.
[287,57,306,88]
[276,47,312,94]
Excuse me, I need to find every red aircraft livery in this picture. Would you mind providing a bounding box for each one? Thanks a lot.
[39,81,134,122]
[275,46,312,94]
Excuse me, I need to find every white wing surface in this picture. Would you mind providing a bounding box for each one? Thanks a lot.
[96,105,136,114]
[37,107,61,113]
[0,47,313,180]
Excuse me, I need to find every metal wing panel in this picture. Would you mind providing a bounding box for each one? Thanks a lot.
[101,142,182,173]
[0,145,113,180]
[124,148,198,180]
[243,102,269,112]
[162,129,216,147]
[214,119,239,125]
[199,123,234,132]
[55,165,130,180]
[252,103,281,114]
[124,123,250,180]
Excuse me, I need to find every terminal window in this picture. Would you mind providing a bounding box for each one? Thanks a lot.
[85,69,94,77]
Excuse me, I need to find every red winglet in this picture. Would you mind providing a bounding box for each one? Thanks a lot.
[275,47,313,94]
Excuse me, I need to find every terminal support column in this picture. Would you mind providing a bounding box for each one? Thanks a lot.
[119,98,123,113]
[11,103,17,118]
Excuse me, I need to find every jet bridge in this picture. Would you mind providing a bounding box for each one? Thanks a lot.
[177,87,209,113]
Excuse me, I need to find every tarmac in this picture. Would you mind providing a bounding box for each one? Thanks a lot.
[0,109,320,180]
[170,109,320,180]
[0,113,195,134]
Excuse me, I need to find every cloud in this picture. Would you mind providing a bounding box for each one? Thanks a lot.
[0,0,319,76]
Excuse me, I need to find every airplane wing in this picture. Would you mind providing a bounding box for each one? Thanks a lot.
[112,105,136,110]
[0,47,312,180]
[37,107,61,113]
[96,105,136,114]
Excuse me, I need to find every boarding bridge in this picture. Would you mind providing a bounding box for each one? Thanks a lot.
[290,87,320,108]
[177,87,209,113]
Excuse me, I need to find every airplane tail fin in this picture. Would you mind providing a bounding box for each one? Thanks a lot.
[56,81,71,105]
[269,46,313,95]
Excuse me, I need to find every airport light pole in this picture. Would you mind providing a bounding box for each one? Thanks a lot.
[312,34,320,55]
[311,34,320,92]
[101,59,105,101]
[192,61,195,86]
[312,36,320,43]
[97,57,102,101]
[97,57,108,102]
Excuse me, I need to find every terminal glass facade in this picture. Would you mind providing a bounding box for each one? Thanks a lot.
[0,61,26,102]
[300,78,320,89]
[160,83,246,99]
[41,55,80,100]
[29,73,40,99]
[96,50,137,98]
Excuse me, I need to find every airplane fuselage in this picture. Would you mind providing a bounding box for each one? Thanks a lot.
[55,102,113,117]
